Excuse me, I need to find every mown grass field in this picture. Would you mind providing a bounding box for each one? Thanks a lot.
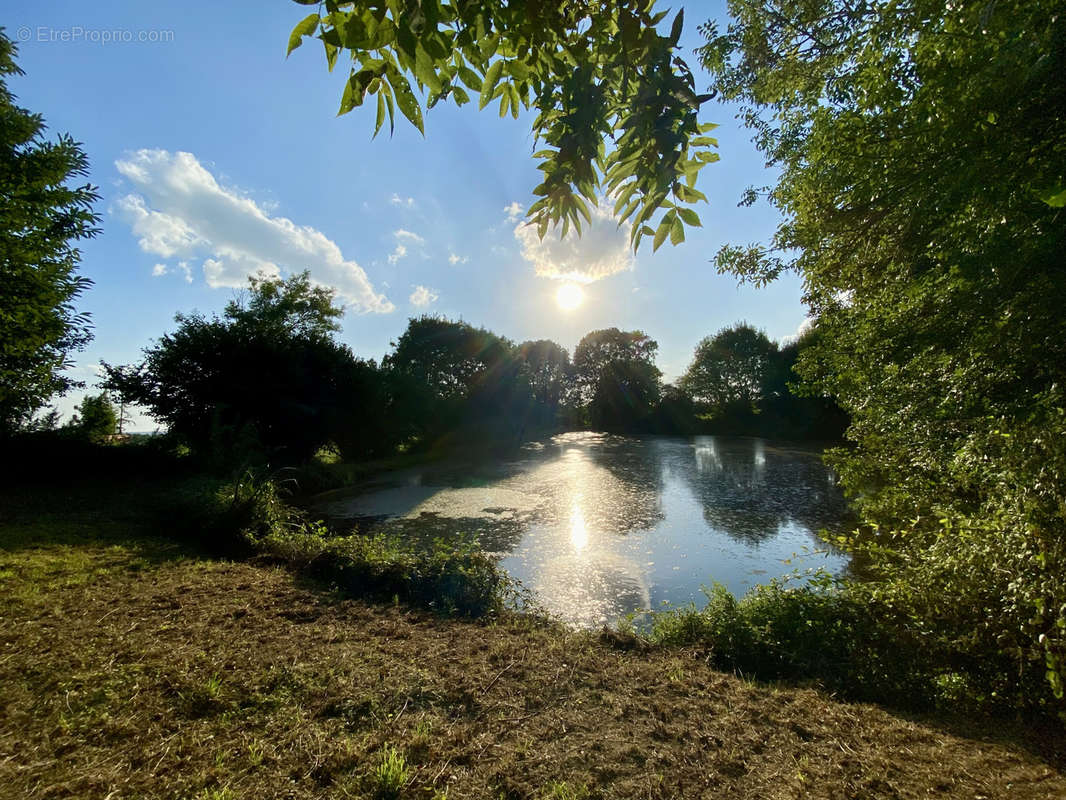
[1,478,1064,799]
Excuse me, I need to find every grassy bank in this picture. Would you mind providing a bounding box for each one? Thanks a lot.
[2,476,1065,799]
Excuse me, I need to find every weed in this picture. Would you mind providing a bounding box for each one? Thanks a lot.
[372,744,410,799]
[246,738,265,766]
[413,718,432,740]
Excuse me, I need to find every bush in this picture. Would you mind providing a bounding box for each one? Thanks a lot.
[648,580,936,709]
[210,473,509,617]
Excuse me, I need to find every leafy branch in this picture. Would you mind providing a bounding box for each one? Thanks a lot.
[287,0,718,250]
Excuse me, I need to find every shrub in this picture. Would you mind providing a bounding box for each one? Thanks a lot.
[648,580,935,709]
[218,474,510,617]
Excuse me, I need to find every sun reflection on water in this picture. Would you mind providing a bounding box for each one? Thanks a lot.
[569,504,588,552]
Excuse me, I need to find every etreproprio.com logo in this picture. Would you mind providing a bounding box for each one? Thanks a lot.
[15,25,175,45]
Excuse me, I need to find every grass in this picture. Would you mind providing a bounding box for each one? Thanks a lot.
[1,476,1065,798]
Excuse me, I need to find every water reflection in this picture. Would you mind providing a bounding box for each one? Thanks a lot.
[315,433,851,627]
[673,436,847,546]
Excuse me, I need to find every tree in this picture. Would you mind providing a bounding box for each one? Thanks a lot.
[286,0,719,251]
[702,0,1066,708]
[572,328,661,431]
[383,316,531,441]
[0,32,99,434]
[679,322,777,410]
[68,392,117,443]
[104,271,389,464]
[516,339,570,410]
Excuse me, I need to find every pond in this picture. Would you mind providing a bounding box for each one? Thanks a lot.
[314,433,852,627]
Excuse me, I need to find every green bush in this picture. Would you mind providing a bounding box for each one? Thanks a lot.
[215,473,509,617]
[649,580,935,709]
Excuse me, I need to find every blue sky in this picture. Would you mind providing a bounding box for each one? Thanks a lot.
[6,1,806,429]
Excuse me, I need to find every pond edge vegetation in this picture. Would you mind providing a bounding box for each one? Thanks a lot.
[122,445,1058,723]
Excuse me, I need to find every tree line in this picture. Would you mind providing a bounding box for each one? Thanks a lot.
[94,271,843,467]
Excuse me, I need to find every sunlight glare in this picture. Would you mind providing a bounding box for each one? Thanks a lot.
[569,504,589,551]
[555,282,585,311]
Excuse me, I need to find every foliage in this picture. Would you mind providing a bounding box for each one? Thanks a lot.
[382,317,579,446]
[248,504,509,617]
[679,322,776,409]
[166,467,512,615]
[572,328,661,431]
[225,270,344,341]
[701,0,1066,708]
[67,391,118,443]
[103,271,394,466]
[385,316,514,403]
[286,0,719,250]
[0,32,99,433]
[517,339,570,411]
[648,581,935,709]
[674,322,847,439]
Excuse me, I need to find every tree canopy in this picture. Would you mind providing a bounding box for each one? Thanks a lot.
[702,0,1066,708]
[572,328,661,431]
[103,271,388,464]
[286,0,719,250]
[0,32,98,434]
[67,392,118,443]
[679,322,776,409]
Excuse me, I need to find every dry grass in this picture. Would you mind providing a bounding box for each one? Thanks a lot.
[1,480,1064,799]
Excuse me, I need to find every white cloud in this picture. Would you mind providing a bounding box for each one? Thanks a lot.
[152,263,168,276]
[113,149,393,313]
[503,201,524,222]
[514,200,634,284]
[409,285,438,307]
[387,244,408,264]
[394,229,424,244]
[390,193,416,208]
[448,252,468,265]
[782,316,815,344]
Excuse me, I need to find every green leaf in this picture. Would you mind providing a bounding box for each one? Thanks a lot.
[457,65,482,92]
[287,13,320,57]
[414,44,442,93]
[338,72,361,115]
[506,60,529,81]
[653,214,673,252]
[676,184,708,203]
[323,41,339,71]
[386,68,424,134]
[383,82,395,135]
[374,91,386,138]
[670,214,685,245]
[1038,185,1066,208]
[669,9,684,47]
[677,207,701,227]
[451,85,470,105]
[479,60,504,109]
[508,83,521,119]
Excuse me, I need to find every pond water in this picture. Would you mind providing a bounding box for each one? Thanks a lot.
[314,433,852,627]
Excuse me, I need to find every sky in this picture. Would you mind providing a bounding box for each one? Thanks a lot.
[6,1,807,430]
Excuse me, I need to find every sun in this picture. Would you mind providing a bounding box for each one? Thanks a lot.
[555,282,585,311]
